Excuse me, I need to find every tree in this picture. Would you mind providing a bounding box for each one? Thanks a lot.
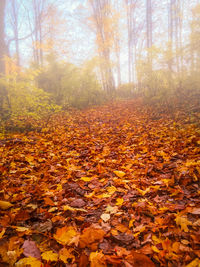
[146,0,152,66]
[0,0,6,74]
[88,0,115,95]
[125,0,142,85]
[9,0,20,66]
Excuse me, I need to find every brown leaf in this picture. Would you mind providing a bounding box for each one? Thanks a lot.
[126,252,155,267]
[112,233,135,245]
[22,240,41,260]
[70,198,86,208]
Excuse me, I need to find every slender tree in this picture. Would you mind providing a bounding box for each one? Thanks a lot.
[89,0,115,95]
[146,0,152,66]
[125,0,140,85]
[9,0,20,66]
[0,0,6,73]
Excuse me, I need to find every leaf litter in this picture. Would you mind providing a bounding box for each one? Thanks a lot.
[0,99,200,266]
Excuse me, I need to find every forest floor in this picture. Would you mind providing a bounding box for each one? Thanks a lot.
[0,99,200,267]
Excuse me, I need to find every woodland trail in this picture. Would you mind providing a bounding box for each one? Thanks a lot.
[0,99,200,266]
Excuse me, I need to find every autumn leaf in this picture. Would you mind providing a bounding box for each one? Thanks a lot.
[1,98,200,266]
[44,197,55,206]
[0,200,13,210]
[116,198,124,206]
[41,250,58,262]
[105,205,118,214]
[59,248,75,264]
[15,257,43,267]
[101,213,110,222]
[81,176,93,182]
[15,226,31,234]
[22,240,41,260]
[89,251,106,267]
[53,226,78,245]
[0,228,5,239]
[79,226,106,249]
[126,252,155,267]
[113,170,126,178]
[175,214,191,232]
[186,258,200,267]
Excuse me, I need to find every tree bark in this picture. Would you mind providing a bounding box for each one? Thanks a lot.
[0,0,6,74]
[146,0,152,66]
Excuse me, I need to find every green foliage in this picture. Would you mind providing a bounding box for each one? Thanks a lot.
[0,67,59,133]
[37,55,105,109]
[116,83,134,99]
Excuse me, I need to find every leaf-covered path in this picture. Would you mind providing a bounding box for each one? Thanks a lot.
[0,99,200,266]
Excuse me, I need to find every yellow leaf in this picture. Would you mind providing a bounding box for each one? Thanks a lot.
[129,218,135,228]
[97,193,111,198]
[100,213,110,222]
[15,226,30,233]
[63,205,76,211]
[63,205,87,212]
[0,228,5,239]
[152,245,160,253]
[175,214,191,232]
[152,235,160,244]
[111,229,118,236]
[137,188,150,196]
[26,204,38,210]
[186,258,200,267]
[89,251,106,267]
[48,207,58,212]
[105,205,118,214]
[172,242,180,253]
[81,177,93,182]
[107,186,117,195]
[0,200,13,210]
[85,191,95,198]
[59,248,75,264]
[116,198,124,206]
[41,250,58,262]
[54,226,77,245]
[15,257,42,267]
[113,170,126,178]
[56,184,62,191]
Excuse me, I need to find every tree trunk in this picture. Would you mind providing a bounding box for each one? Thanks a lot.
[146,0,152,66]
[0,0,6,74]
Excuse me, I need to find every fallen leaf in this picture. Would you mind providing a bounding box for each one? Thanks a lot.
[44,197,55,206]
[81,177,93,182]
[186,258,200,267]
[126,252,155,267]
[0,228,6,239]
[41,250,58,262]
[79,226,106,249]
[105,205,118,214]
[54,226,77,245]
[175,214,191,232]
[101,213,110,222]
[70,198,86,208]
[59,248,75,264]
[116,198,124,206]
[89,251,106,267]
[15,257,42,267]
[22,240,41,260]
[0,200,13,210]
[113,170,126,178]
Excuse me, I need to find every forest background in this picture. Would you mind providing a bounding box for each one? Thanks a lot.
[0,0,200,134]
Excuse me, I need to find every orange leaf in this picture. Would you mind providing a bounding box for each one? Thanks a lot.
[79,226,105,249]
[89,251,106,267]
[44,197,55,206]
[53,226,77,245]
